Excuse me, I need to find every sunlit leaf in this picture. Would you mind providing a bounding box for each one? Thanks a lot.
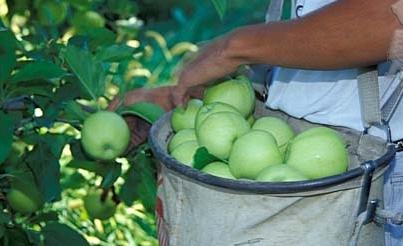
[61,45,106,100]
[95,44,136,62]
[10,61,66,83]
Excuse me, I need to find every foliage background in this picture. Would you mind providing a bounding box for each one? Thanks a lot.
[0,0,266,245]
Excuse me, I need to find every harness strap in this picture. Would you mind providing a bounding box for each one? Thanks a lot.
[357,66,382,129]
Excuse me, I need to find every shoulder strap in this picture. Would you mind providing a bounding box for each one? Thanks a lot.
[357,66,403,141]
[357,66,382,129]
[266,0,284,22]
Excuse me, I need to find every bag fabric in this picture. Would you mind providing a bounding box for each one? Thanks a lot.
[152,101,390,246]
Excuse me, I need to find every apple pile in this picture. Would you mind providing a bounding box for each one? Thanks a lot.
[169,76,349,182]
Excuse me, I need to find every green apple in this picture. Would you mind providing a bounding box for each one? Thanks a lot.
[7,179,44,214]
[171,99,203,132]
[285,127,349,179]
[229,130,283,179]
[81,111,130,161]
[256,164,308,182]
[194,102,240,131]
[201,161,236,179]
[197,111,250,159]
[203,76,255,117]
[168,128,196,153]
[292,126,345,143]
[252,116,295,155]
[83,189,117,220]
[170,140,199,167]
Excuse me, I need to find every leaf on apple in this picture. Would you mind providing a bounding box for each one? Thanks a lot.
[117,102,165,124]
[193,147,221,170]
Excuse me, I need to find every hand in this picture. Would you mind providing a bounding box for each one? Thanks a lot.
[172,34,241,105]
[108,86,176,112]
[108,87,175,147]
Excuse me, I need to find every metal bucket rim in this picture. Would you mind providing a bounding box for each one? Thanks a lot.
[148,112,397,194]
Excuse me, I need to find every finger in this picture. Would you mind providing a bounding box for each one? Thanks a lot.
[188,85,204,99]
[107,97,121,111]
[171,87,189,107]
[124,116,152,148]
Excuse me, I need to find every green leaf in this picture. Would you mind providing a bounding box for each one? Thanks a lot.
[61,171,86,190]
[67,159,121,180]
[3,227,31,246]
[66,159,100,173]
[40,134,71,158]
[210,0,227,19]
[0,211,11,224]
[62,100,91,122]
[54,81,82,102]
[25,142,61,202]
[42,222,89,246]
[117,102,165,124]
[0,224,5,239]
[95,44,136,62]
[119,151,156,212]
[61,45,106,100]
[193,147,220,170]
[0,112,14,165]
[10,61,66,83]
[101,164,122,189]
[29,211,59,224]
[0,30,17,83]
[76,28,116,50]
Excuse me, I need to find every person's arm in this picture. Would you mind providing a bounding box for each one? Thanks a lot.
[173,0,400,104]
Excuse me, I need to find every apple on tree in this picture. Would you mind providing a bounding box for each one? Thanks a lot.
[7,178,44,214]
[252,116,295,155]
[171,99,203,132]
[256,164,308,182]
[203,76,255,117]
[168,128,197,153]
[285,126,349,179]
[229,130,283,179]
[83,189,117,220]
[194,102,240,131]
[197,111,250,160]
[81,111,130,161]
[170,140,199,167]
[201,161,236,179]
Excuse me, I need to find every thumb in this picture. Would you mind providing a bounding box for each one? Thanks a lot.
[171,86,189,107]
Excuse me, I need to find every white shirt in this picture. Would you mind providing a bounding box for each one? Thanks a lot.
[266,0,403,141]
